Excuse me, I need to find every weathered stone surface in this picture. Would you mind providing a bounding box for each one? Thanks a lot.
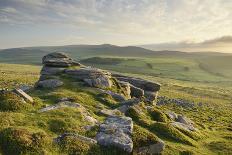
[13,88,33,103]
[144,91,158,104]
[40,66,66,75]
[117,98,141,113]
[66,68,113,88]
[137,139,165,154]
[98,89,126,102]
[130,84,144,98]
[118,81,131,98]
[157,96,195,108]
[171,122,196,131]
[37,79,63,89]
[113,74,161,92]
[55,133,97,144]
[42,52,81,67]
[166,111,178,121]
[100,109,122,116]
[39,101,81,112]
[177,115,194,126]
[96,116,133,152]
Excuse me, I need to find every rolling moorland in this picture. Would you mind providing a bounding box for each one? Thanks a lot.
[0,45,231,154]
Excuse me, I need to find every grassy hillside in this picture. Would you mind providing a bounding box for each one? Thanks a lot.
[1,45,232,81]
[0,63,231,154]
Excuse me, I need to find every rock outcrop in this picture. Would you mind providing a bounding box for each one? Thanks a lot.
[96,116,133,153]
[65,68,113,88]
[113,74,161,104]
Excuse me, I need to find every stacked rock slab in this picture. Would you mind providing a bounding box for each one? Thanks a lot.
[39,52,81,81]
[65,67,113,88]
[37,52,114,89]
[113,74,161,104]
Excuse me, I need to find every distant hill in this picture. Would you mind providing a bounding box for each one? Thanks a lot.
[1,44,231,65]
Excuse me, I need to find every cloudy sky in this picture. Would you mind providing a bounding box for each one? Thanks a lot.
[0,0,232,51]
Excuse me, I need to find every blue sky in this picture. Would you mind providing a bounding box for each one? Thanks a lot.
[0,0,232,49]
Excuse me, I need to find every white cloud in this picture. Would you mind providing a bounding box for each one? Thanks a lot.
[0,0,231,46]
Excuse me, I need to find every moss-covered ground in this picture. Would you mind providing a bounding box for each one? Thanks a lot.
[0,63,231,155]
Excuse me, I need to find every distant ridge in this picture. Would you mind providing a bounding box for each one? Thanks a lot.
[0,44,231,65]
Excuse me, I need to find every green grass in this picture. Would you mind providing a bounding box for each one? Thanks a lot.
[0,61,231,154]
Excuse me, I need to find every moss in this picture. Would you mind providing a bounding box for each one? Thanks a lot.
[148,108,168,123]
[59,136,93,155]
[0,92,32,112]
[149,122,196,146]
[132,124,160,148]
[125,106,152,127]
[0,127,51,155]
[49,119,69,134]
[207,141,232,154]
[175,126,202,141]
[85,125,99,138]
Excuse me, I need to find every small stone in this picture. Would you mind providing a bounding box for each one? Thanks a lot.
[13,88,33,103]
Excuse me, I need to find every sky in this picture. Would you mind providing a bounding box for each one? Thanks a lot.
[0,0,232,51]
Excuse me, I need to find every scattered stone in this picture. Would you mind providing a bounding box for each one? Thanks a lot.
[176,115,194,126]
[157,96,195,108]
[166,111,178,121]
[100,109,122,116]
[171,122,196,131]
[137,139,165,154]
[96,116,133,153]
[38,101,81,112]
[37,79,63,89]
[55,133,97,144]
[13,88,33,103]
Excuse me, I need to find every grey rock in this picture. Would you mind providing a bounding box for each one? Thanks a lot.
[66,67,113,88]
[100,109,122,116]
[113,74,161,92]
[40,66,66,75]
[144,91,158,104]
[13,88,34,103]
[39,101,81,112]
[166,111,178,121]
[37,79,63,89]
[117,98,141,113]
[42,52,81,67]
[130,84,144,98]
[98,89,126,102]
[96,116,133,152]
[177,115,194,125]
[171,122,196,131]
[137,139,165,154]
[118,81,131,98]
[157,96,195,108]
